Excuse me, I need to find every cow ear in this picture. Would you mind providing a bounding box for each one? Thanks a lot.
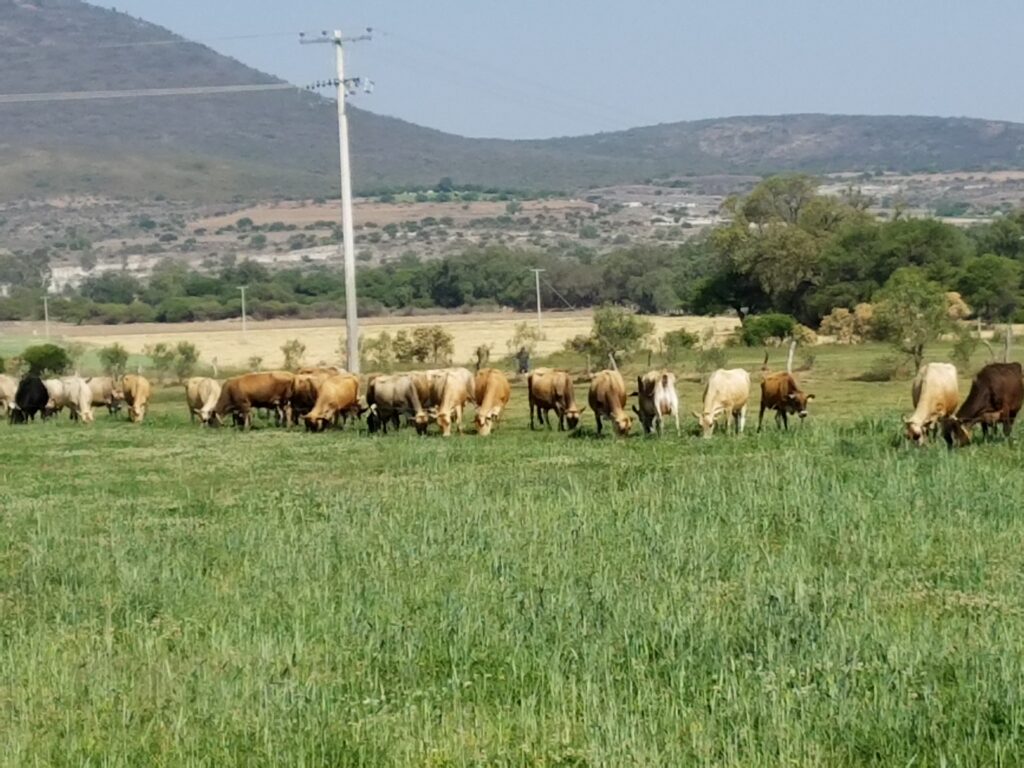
[807,394,815,401]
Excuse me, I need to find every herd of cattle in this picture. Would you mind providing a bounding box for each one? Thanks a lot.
[0,357,1020,445]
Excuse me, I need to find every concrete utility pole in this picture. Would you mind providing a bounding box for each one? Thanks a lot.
[301,28,373,374]
[43,295,50,339]
[238,286,247,335]
[529,269,545,334]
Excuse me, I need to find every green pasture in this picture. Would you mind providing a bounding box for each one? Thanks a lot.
[2,346,1024,765]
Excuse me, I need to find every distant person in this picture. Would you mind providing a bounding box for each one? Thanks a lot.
[516,347,530,374]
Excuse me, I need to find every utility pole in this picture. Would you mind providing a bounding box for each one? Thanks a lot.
[301,28,373,374]
[529,269,545,334]
[43,295,50,339]
[238,286,247,335]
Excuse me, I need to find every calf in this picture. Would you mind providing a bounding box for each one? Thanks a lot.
[633,370,680,435]
[943,362,1023,446]
[758,371,814,431]
[904,363,959,444]
[588,369,633,436]
[694,368,751,438]
[528,368,584,431]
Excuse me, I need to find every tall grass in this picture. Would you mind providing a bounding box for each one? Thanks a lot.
[1,394,1022,765]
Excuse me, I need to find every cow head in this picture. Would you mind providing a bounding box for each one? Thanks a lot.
[693,409,718,438]
[788,391,814,418]
[414,409,432,435]
[434,408,456,437]
[903,417,926,445]
[475,409,499,436]
[565,405,584,430]
[613,412,633,436]
[942,416,972,447]
[366,404,382,433]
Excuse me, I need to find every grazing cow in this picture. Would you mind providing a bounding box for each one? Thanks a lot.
[60,376,96,423]
[528,368,584,431]
[411,370,448,410]
[474,368,511,436]
[904,363,959,444]
[758,366,814,432]
[366,374,427,434]
[10,376,49,423]
[694,368,751,438]
[42,378,65,417]
[304,374,360,432]
[212,371,293,429]
[86,376,125,416]
[588,369,633,436]
[432,368,475,437]
[633,370,680,435]
[290,373,324,425]
[0,374,16,417]
[122,374,152,423]
[185,377,222,425]
[942,362,1023,446]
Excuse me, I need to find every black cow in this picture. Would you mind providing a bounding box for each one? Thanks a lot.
[11,376,49,424]
[943,362,1024,446]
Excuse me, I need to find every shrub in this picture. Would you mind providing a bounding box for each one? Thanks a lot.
[736,314,797,347]
[174,342,199,380]
[362,331,395,370]
[587,306,655,364]
[506,322,544,357]
[695,346,728,375]
[951,326,981,371]
[281,339,306,371]
[98,343,129,378]
[21,344,71,376]
[144,342,176,382]
[662,329,698,362]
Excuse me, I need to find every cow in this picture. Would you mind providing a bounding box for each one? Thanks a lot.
[474,368,511,436]
[289,373,324,426]
[0,374,16,418]
[42,378,65,417]
[304,374,360,432]
[758,359,814,431]
[432,368,475,437]
[942,362,1023,447]
[86,376,125,416]
[904,363,959,444]
[588,369,633,436]
[122,374,152,424]
[185,377,222,425]
[528,368,584,431]
[10,376,48,424]
[60,376,95,423]
[212,371,293,429]
[693,368,751,438]
[366,374,427,434]
[633,370,680,435]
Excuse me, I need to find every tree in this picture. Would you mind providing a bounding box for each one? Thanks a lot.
[144,342,176,382]
[505,322,544,356]
[281,339,306,371]
[174,342,200,380]
[393,330,415,363]
[98,343,129,378]
[958,254,1021,322]
[872,268,950,369]
[588,306,655,363]
[411,326,454,364]
[21,344,71,376]
[362,331,395,370]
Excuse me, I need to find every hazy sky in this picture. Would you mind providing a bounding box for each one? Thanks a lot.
[106,0,1022,140]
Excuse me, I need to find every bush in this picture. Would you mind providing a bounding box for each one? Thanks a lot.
[695,346,728,374]
[144,342,176,381]
[362,331,395,370]
[98,343,129,378]
[662,329,698,361]
[281,339,306,371]
[736,314,797,347]
[506,322,544,357]
[174,342,199,380]
[22,344,72,376]
[587,306,655,364]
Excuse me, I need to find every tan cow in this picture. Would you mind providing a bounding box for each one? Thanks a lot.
[528,368,584,431]
[474,368,511,436]
[122,374,152,423]
[366,374,427,434]
[86,376,125,416]
[212,371,294,429]
[588,369,633,436]
[42,378,65,417]
[634,369,680,435]
[185,377,222,425]
[432,368,475,437]
[694,368,751,437]
[0,374,16,417]
[304,373,360,432]
[58,376,95,423]
[905,363,959,444]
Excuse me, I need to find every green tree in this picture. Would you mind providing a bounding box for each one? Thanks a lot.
[21,344,71,376]
[144,342,176,382]
[505,322,544,356]
[174,342,200,381]
[958,254,1021,322]
[588,306,655,363]
[281,339,306,371]
[392,331,416,363]
[362,331,395,370]
[98,343,129,378]
[872,268,950,369]
[411,326,454,364]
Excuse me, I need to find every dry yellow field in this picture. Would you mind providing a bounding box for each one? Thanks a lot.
[54,312,739,370]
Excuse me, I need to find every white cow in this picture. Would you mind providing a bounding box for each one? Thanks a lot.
[634,370,680,435]
[693,368,751,438]
[905,362,959,444]
[0,374,17,417]
[60,376,96,423]
[185,377,222,425]
[43,378,65,417]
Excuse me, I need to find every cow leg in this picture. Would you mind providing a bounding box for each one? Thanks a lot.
[529,400,536,430]
[673,409,681,436]
[758,403,766,432]
[781,411,789,431]
[736,406,747,435]
[595,412,603,435]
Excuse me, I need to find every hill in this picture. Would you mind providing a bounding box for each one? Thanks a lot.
[3,0,1024,202]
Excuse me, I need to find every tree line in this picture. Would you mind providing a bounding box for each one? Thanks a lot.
[2,175,1023,328]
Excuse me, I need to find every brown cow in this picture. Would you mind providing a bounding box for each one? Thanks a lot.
[758,365,814,432]
[943,362,1023,446]
[528,368,584,431]
[588,369,633,436]
[431,369,475,437]
[474,368,511,436]
[304,374,360,432]
[121,374,151,424]
[366,374,428,434]
[213,371,295,429]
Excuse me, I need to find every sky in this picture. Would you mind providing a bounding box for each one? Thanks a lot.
[106,0,1023,140]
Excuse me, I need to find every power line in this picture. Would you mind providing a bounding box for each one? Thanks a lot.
[0,83,297,105]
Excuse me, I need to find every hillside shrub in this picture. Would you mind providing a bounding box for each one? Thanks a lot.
[736,314,797,347]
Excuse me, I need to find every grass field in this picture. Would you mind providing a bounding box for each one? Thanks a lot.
[3,346,1024,765]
